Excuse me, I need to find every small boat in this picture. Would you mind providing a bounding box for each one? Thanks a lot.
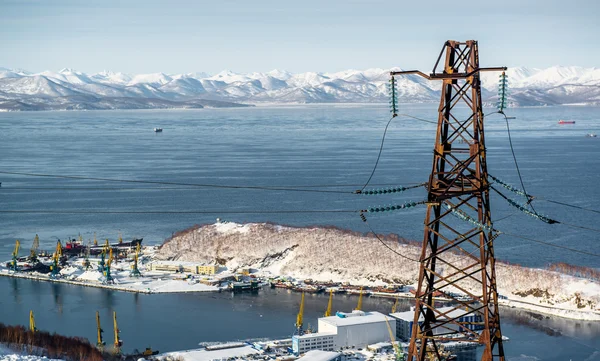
[586,133,597,138]
[153,128,163,132]
[558,120,575,124]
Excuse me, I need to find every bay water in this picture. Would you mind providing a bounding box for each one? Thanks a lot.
[0,104,599,360]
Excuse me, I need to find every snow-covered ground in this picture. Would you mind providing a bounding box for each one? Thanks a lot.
[0,247,221,294]
[158,345,260,361]
[0,345,62,361]
[157,222,600,321]
[2,221,599,321]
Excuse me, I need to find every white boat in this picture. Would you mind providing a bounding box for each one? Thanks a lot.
[154,128,163,133]
[586,133,597,138]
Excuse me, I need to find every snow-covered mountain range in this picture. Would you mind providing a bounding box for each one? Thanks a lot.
[1,66,599,111]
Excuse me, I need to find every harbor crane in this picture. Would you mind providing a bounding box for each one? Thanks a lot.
[295,292,305,335]
[392,295,399,313]
[130,243,141,277]
[29,310,36,332]
[104,258,114,284]
[385,316,404,361]
[113,311,122,354]
[50,240,62,278]
[324,289,333,317]
[93,232,98,246]
[355,287,363,311]
[30,234,39,263]
[96,311,105,350]
[11,240,20,272]
[83,241,92,270]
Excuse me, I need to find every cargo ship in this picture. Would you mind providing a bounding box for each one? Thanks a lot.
[88,238,143,255]
[558,120,575,124]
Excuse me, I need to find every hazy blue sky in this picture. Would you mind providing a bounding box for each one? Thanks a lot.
[1,0,598,74]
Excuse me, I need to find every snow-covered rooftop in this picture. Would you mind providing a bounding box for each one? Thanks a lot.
[320,311,391,327]
[390,306,478,322]
[297,350,341,361]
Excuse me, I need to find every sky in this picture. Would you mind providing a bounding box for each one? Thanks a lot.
[1,0,599,75]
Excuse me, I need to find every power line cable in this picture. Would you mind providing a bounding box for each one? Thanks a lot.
[0,171,354,194]
[0,209,357,215]
[536,198,600,215]
[359,214,419,262]
[0,183,419,192]
[489,111,538,213]
[500,231,600,258]
[359,113,436,192]
[360,115,395,192]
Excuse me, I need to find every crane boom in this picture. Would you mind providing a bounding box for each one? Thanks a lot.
[11,240,20,271]
[113,311,121,354]
[325,289,333,317]
[392,295,399,313]
[96,311,104,349]
[29,310,36,332]
[355,287,363,311]
[295,292,305,335]
[385,316,403,361]
[30,235,39,260]
[13,240,20,257]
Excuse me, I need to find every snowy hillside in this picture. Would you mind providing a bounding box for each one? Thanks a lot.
[156,222,600,319]
[0,66,599,111]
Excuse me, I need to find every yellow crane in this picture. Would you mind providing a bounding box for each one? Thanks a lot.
[30,235,39,262]
[325,289,333,317]
[96,311,105,349]
[295,292,305,335]
[385,316,404,361]
[113,311,122,354]
[118,232,123,244]
[11,240,20,271]
[392,295,399,313]
[355,287,363,311]
[50,240,62,278]
[93,232,98,246]
[29,310,36,332]
[55,239,63,257]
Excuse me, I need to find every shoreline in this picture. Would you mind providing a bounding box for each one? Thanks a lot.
[2,267,599,322]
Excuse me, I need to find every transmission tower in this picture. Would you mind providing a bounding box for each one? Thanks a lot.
[392,40,506,361]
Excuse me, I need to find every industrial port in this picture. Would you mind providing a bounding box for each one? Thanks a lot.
[0,233,458,301]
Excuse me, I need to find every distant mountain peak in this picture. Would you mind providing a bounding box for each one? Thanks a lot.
[1,65,599,110]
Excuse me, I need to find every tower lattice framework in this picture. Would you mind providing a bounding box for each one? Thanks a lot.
[392,40,506,361]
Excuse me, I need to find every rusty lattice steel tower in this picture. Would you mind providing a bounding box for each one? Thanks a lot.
[392,40,506,361]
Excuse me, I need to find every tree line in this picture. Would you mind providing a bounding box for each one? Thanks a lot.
[0,322,103,361]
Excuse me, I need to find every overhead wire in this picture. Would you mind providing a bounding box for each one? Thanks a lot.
[359,214,419,262]
[0,182,420,192]
[0,171,355,195]
[488,111,538,213]
[0,209,357,215]
[500,231,600,258]
[535,198,600,215]
[359,113,436,192]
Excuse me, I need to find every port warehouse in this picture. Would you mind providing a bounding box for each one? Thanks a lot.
[149,261,218,275]
[293,311,395,354]
[391,306,484,341]
[291,307,482,355]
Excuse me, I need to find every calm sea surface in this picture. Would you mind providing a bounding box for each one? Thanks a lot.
[0,105,599,360]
